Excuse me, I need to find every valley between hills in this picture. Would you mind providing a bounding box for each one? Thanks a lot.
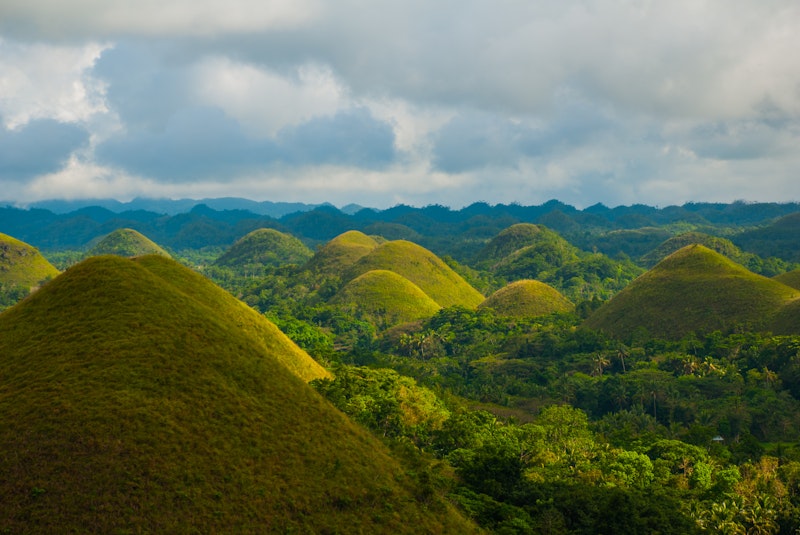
[2,199,800,533]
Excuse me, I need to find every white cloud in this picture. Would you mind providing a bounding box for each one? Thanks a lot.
[0,38,109,129]
[190,58,346,137]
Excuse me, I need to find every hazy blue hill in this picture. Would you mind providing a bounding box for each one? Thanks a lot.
[0,255,475,533]
[584,245,800,340]
[87,228,171,258]
[214,228,313,268]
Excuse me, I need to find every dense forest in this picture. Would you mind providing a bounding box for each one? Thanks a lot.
[3,198,800,533]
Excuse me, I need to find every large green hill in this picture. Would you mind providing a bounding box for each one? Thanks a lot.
[474,223,580,280]
[0,232,59,289]
[214,228,313,268]
[330,269,442,327]
[479,279,574,318]
[640,231,745,267]
[303,230,381,274]
[346,240,485,308]
[0,255,475,533]
[88,228,171,258]
[584,244,800,340]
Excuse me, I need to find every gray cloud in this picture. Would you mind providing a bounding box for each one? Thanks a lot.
[2,1,800,207]
[0,119,89,180]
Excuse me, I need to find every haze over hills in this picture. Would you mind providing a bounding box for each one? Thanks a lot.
[0,255,475,533]
[584,245,800,340]
[87,228,171,258]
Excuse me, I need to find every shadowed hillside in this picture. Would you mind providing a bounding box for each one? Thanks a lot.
[330,269,441,328]
[88,228,171,258]
[214,228,313,268]
[584,245,800,340]
[479,279,574,318]
[304,230,381,274]
[775,269,800,290]
[640,231,744,267]
[346,240,484,308]
[0,255,476,533]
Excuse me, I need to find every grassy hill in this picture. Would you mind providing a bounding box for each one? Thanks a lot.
[770,297,800,335]
[214,228,313,268]
[474,223,581,280]
[474,223,567,265]
[774,269,800,290]
[640,231,745,267]
[303,230,381,274]
[346,240,485,308]
[88,228,171,258]
[479,279,574,318]
[0,232,60,289]
[0,255,476,533]
[330,269,441,327]
[584,245,800,340]
[734,212,800,262]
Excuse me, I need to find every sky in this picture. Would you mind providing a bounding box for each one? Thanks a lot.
[1,1,799,209]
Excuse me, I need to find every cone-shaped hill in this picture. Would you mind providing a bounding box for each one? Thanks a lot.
[88,228,171,258]
[640,231,744,267]
[214,228,313,268]
[774,269,800,291]
[345,240,485,308]
[0,232,59,288]
[479,279,574,318]
[0,255,476,533]
[330,269,442,327]
[303,230,381,274]
[474,223,580,280]
[584,245,800,340]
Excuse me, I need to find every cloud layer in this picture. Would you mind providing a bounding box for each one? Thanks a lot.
[1,1,799,208]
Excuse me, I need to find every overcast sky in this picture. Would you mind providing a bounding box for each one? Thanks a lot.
[1,1,799,209]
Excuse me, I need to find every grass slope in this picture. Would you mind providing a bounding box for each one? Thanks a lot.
[0,232,59,288]
[88,228,171,258]
[479,279,574,318]
[774,269,800,290]
[134,254,329,382]
[330,269,442,327]
[770,297,800,335]
[304,230,380,274]
[0,255,476,533]
[584,244,800,340]
[214,228,313,268]
[346,240,485,308]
